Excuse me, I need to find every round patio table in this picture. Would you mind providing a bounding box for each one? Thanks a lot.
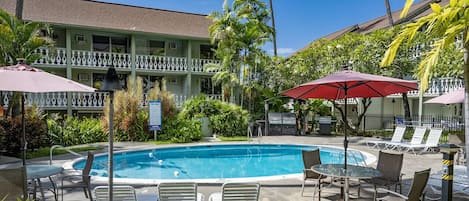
[312,164,381,201]
[27,165,64,201]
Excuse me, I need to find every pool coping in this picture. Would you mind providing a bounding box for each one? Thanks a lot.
[63,142,377,185]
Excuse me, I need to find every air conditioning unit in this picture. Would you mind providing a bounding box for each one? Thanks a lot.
[168,78,178,84]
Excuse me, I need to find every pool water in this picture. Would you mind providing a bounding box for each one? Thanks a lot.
[73,144,367,180]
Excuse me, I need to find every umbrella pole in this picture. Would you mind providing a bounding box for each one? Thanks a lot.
[108,91,114,201]
[344,92,348,170]
[21,94,28,200]
[21,94,26,166]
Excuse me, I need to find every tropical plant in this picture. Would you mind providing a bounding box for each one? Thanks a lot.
[381,0,469,171]
[208,0,273,107]
[179,95,249,137]
[0,9,52,118]
[102,76,149,141]
[47,115,106,146]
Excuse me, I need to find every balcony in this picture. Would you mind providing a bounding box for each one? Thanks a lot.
[1,92,222,111]
[389,77,464,98]
[32,47,220,73]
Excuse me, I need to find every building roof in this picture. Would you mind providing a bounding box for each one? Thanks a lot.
[293,0,448,56]
[0,0,212,39]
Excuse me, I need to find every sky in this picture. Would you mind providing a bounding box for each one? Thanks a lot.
[99,0,418,57]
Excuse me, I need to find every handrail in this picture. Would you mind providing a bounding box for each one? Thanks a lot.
[49,145,83,165]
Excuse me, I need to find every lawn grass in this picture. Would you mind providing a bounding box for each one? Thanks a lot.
[218,136,248,141]
[146,140,174,145]
[26,146,101,159]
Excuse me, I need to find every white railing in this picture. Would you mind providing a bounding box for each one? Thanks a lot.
[33,47,67,66]
[403,78,464,97]
[192,58,221,73]
[1,92,204,110]
[32,47,221,73]
[135,55,188,71]
[71,50,131,69]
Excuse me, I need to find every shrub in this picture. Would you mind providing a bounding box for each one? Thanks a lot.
[0,106,48,156]
[179,95,249,137]
[47,116,106,146]
[160,116,202,143]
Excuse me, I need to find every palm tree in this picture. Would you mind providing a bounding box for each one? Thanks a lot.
[384,0,394,26]
[269,0,277,56]
[0,9,51,116]
[381,0,469,173]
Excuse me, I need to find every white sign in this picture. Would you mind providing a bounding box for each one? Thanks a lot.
[149,100,162,131]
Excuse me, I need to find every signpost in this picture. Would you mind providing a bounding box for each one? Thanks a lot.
[149,100,162,141]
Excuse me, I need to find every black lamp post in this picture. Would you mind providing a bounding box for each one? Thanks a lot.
[100,66,121,201]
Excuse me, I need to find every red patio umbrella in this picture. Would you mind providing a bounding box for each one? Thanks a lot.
[425,88,464,104]
[0,62,95,166]
[281,70,417,169]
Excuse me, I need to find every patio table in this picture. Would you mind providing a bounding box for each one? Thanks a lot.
[312,164,381,201]
[27,164,64,201]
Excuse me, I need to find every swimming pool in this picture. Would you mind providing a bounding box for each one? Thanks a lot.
[70,144,375,183]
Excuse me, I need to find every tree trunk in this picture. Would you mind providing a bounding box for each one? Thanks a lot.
[269,0,277,56]
[463,38,469,176]
[402,92,412,124]
[15,0,23,20]
[353,98,372,134]
[384,0,394,26]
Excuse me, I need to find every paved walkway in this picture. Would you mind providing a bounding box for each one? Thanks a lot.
[21,135,468,200]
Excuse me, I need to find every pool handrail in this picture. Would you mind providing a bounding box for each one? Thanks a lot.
[50,145,83,165]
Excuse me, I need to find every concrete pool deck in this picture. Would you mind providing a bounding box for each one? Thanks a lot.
[25,135,467,200]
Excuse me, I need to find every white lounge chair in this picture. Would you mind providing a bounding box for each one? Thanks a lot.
[158,182,204,201]
[397,128,443,154]
[208,183,260,201]
[366,125,406,149]
[384,126,426,151]
[94,185,137,201]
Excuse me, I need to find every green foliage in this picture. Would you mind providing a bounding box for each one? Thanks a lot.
[208,0,273,104]
[102,77,150,141]
[0,107,48,157]
[160,116,202,143]
[0,9,52,65]
[218,136,248,141]
[179,95,249,137]
[47,115,106,146]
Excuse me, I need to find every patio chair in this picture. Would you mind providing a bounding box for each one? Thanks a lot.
[0,166,28,201]
[208,182,260,201]
[376,168,430,201]
[60,152,94,201]
[384,127,426,151]
[397,128,443,154]
[158,182,204,201]
[301,149,327,198]
[366,125,406,149]
[93,185,137,201]
[359,151,404,199]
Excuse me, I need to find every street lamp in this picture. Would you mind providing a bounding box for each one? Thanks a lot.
[100,66,121,201]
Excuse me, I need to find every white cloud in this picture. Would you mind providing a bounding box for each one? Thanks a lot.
[269,47,296,56]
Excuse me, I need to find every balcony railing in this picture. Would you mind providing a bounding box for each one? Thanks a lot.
[390,77,464,98]
[1,92,222,110]
[33,47,219,73]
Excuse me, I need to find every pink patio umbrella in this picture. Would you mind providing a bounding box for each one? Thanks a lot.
[281,70,417,169]
[425,88,465,104]
[0,62,95,166]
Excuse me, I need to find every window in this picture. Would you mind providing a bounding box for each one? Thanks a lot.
[92,73,128,89]
[201,77,221,95]
[92,35,128,53]
[200,44,215,59]
[142,75,163,92]
[149,40,165,56]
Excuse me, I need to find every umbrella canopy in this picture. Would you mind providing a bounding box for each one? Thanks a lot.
[282,70,418,100]
[0,63,95,167]
[0,64,95,93]
[425,88,465,104]
[281,70,417,169]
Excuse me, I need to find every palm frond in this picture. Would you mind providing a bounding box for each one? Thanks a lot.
[400,0,414,18]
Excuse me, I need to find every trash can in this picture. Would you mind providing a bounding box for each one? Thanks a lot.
[318,116,332,135]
